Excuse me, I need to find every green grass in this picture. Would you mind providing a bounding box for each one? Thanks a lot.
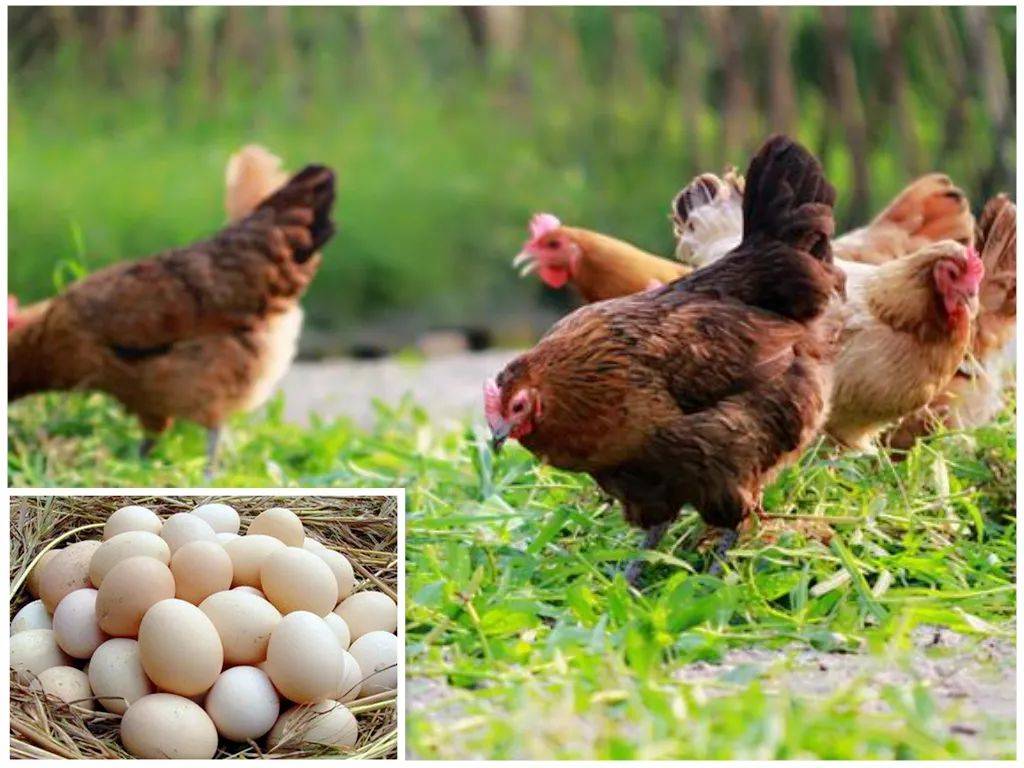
[8,390,1017,758]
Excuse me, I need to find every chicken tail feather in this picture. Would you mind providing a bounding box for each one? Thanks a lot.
[976,194,1016,284]
[741,134,837,262]
[253,164,337,264]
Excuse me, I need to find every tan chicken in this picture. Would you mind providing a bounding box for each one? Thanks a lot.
[511,214,691,303]
[487,136,843,581]
[9,155,336,474]
[886,195,1017,447]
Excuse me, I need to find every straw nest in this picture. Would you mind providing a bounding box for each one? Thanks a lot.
[9,494,399,760]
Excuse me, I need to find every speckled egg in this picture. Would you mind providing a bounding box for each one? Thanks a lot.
[30,666,95,711]
[39,540,101,612]
[10,629,73,681]
[88,638,155,714]
[347,631,398,695]
[96,556,175,637]
[120,693,218,759]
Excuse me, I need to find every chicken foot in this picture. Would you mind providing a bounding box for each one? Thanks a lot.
[204,427,221,482]
[624,522,671,587]
[708,528,739,576]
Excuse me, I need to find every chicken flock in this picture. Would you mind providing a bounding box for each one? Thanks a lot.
[493,134,1016,582]
[6,135,1017,583]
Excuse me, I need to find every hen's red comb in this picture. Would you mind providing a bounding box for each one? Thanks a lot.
[7,295,18,331]
[529,213,561,240]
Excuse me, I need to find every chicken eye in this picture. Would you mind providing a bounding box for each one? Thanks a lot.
[546,239,559,248]
[512,401,525,413]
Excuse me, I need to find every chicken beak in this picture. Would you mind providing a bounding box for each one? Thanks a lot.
[490,421,511,453]
[512,250,537,277]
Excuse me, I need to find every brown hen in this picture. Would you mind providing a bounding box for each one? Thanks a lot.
[486,135,842,581]
[9,163,336,474]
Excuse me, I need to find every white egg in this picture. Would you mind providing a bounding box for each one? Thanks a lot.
[336,650,363,703]
[247,508,304,547]
[264,612,343,703]
[324,613,351,650]
[10,629,73,681]
[260,547,338,616]
[266,699,359,750]
[191,503,241,535]
[160,513,218,555]
[232,585,265,598]
[216,532,240,544]
[302,537,326,553]
[11,599,51,635]
[315,548,356,602]
[30,666,95,711]
[347,631,398,695]
[204,666,280,741]
[104,506,162,540]
[121,693,218,759]
[88,638,155,714]
[333,590,397,640]
[52,588,107,658]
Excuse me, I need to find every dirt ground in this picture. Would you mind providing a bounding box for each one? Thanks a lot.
[406,626,1016,758]
[278,350,519,428]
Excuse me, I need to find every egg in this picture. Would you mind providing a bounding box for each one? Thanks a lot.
[96,556,175,636]
[120,693,218,759]
[103,505,162,540]
[315,548,356,602]
[232,585,265,598]
[264,612,343,703]
[247,507,304,547]
[260,547,338,616]
[333,590,397,640]
[10,629,73,681]
[52,588,107,658]
[302,537,326,553]
[89,531,170,587]
[216,532,239,544]
[204,666,280,741]
[266,700,359,750]
[324,613,351,650]
[30,666,95,711]
[26,549,59,598]
[88,638,154,714]
[191,503,241,535]
[348,631,398,695]
[39,540,101,612]
[171,540,233,604]
[11,599,51,635]
[223,535,286,587]
[160,512,218,555]
[138,599,224,697]
[336,650,363,703]
[199,590,282,665]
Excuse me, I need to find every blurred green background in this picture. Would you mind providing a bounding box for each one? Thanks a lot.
[8,6,1016,352]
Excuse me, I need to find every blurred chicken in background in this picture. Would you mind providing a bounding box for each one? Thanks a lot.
[8,148,336,476]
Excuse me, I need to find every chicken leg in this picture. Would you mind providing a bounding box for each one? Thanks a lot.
[624,522,670,587]
[204,428,221,483]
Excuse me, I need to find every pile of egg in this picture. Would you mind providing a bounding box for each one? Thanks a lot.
[10,503,398,758]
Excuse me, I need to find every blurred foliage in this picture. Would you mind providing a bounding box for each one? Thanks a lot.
[8,6,1017,347]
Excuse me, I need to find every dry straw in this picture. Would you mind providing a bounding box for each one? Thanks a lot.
[9,494,399,760]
